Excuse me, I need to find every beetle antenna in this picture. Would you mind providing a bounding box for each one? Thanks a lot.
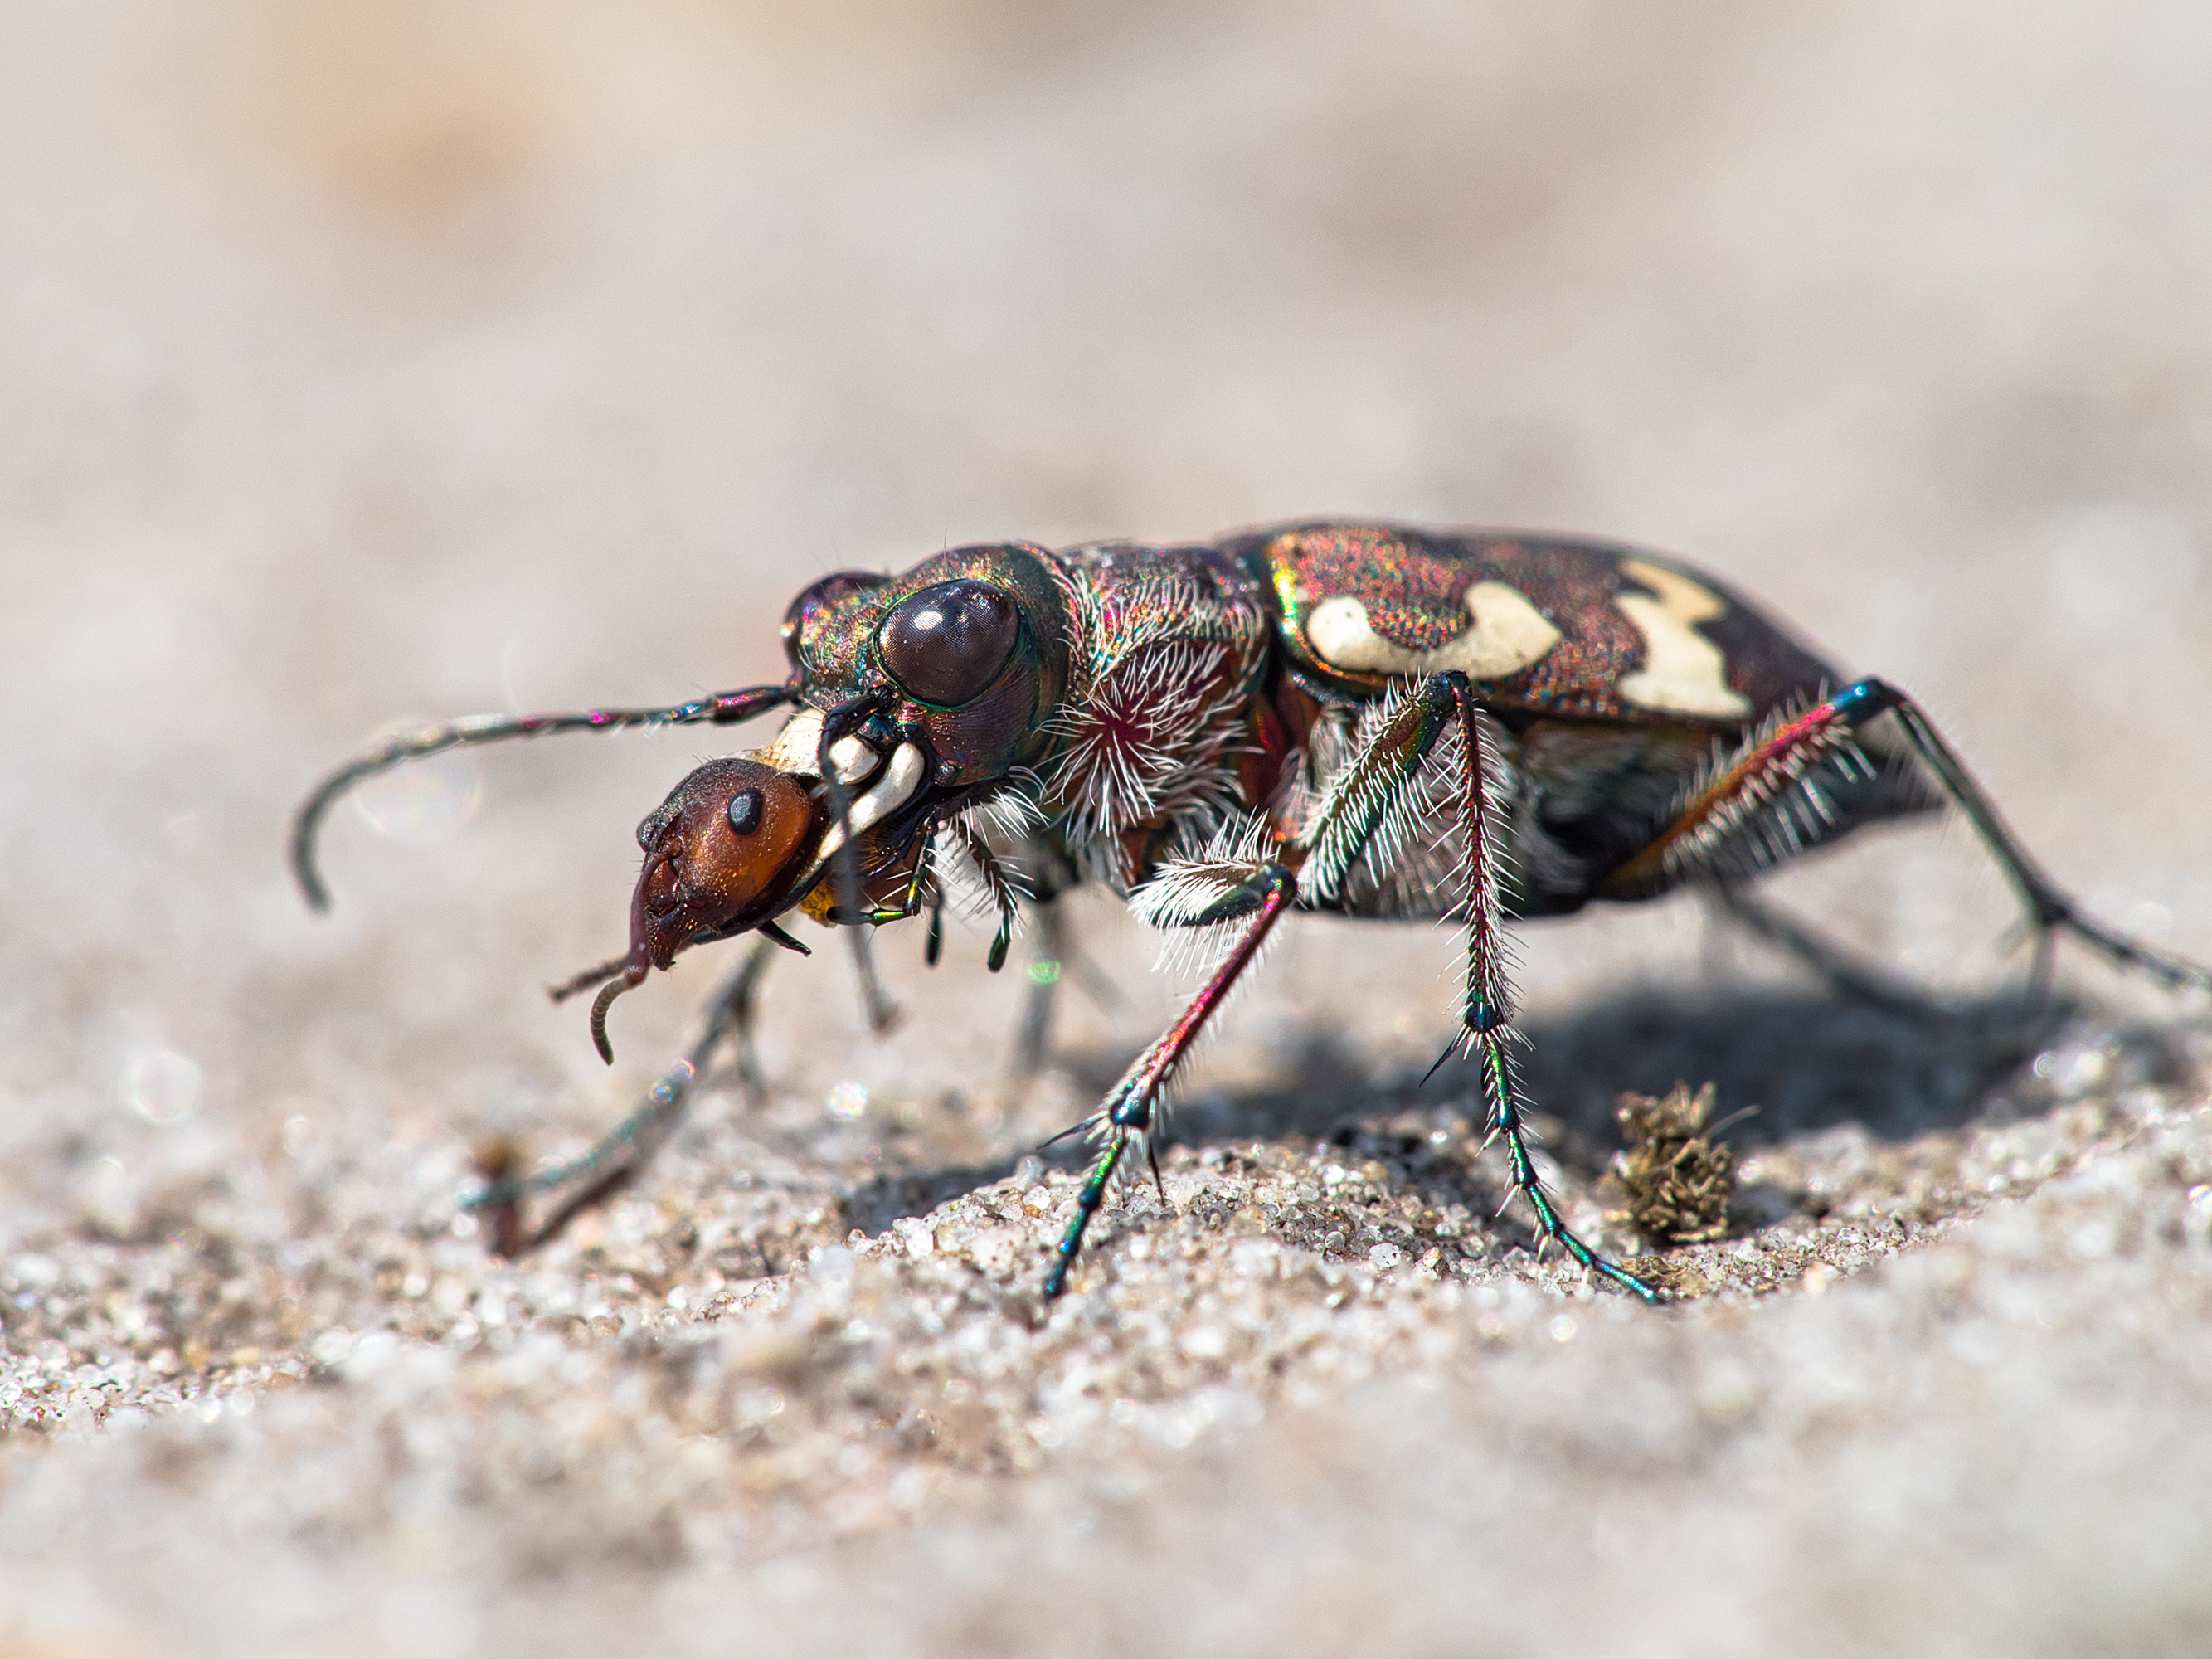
[291,681,796,912]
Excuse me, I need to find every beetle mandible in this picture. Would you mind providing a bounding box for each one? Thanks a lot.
[292,521,2212,1300]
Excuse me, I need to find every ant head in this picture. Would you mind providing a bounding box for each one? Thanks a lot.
[626,758,824,975]
[584,757,826,1063]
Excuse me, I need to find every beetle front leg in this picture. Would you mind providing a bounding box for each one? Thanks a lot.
[946,818,1023,974]
[469,935,780,1250]
[1044,864,1296,1299]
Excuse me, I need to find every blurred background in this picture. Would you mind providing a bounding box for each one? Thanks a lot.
[3,3,2211,1655]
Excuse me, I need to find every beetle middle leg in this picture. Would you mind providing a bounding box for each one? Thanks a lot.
[1044,672,1658,1301]
[1434,677,1660,1300]
[1300,674,1658,1299]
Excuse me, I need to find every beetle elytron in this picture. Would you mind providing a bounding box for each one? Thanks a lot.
[293,522,2211,1299]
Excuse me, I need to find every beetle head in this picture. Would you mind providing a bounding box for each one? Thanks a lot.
[782,543,1077,787]
[589,545,1077,1060]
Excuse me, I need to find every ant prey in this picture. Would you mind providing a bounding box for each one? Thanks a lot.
[292,521,2210,1300]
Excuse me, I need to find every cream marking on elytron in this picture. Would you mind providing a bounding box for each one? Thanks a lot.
[1304,581,1563,680]
[1613,559,1753,719]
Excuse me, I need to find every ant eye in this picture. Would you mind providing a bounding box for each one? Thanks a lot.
[878,580,1019,707]
[727,788,763,835]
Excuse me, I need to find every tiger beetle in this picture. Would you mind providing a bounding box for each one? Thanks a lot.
[292,522,2212,1301]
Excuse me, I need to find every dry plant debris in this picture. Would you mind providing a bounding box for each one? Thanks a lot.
[1611,1082,1738,1246]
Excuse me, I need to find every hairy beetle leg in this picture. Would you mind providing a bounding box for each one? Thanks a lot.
[1301,671,1655,1299]
[1044,866,1296,1299]
[1431,675,1660,1301]
[1614,678,2212,1000]
[946,819,1024,975]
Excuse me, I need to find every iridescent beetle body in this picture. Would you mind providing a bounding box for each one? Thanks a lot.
[293,521,2210,1300]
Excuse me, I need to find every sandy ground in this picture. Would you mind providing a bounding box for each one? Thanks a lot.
[4,3,2212,1654]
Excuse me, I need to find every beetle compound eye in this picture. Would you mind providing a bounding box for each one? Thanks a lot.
[782,569,890,668]
[727,787,763,835]
[878,580,1019,707]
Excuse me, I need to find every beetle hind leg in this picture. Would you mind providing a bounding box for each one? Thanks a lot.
[1871,685,2212,996]
[1618,678,2210,1000]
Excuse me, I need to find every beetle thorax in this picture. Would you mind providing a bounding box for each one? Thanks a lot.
[1038,544,1274,887]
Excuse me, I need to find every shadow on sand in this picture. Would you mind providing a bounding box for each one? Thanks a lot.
[837,977,2191,1239]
